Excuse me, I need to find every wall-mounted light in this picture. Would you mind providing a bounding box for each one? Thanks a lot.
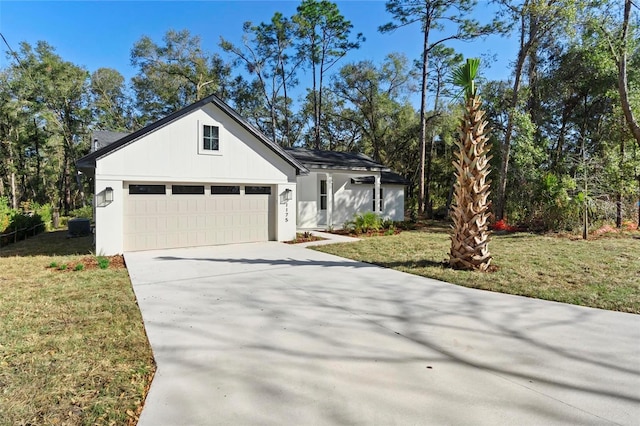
[105,187,114,203]
[98,187,114,207]
[280,188,293,204]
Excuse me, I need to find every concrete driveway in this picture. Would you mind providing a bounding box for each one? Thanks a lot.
[125,242,640,425]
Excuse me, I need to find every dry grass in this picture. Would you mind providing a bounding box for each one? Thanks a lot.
[314,225,640,314]
[0,231,155,425]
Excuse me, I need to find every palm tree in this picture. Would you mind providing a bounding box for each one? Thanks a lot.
[449,58,492,271]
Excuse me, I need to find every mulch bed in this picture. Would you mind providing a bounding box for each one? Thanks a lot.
[48,255,126,272]
[330,228,402,237]
[285,234,327,244]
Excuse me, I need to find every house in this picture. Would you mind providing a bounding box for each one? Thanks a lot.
[286,148,407,229]
[77,94,405,255]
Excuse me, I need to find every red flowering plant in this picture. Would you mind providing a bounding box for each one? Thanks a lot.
[490,219,517,232]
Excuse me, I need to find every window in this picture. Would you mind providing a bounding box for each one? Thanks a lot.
[172,185,205,195]
[203,125,219,151]
[372,187,383,211]
[129,184,166,195]
[320,179,327,210]
[211,185,240,194]
[245,186,271,195]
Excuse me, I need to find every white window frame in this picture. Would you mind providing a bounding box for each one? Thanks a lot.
[198,122,223,156]
[320,179,327,211]
[372,187,383,211]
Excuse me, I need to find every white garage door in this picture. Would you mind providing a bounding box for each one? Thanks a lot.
[123,184,272,251]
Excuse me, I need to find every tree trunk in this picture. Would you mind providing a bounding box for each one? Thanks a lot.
[34,119,42,200]
[280,59,291,147]
[617,121,625,228]
[618,0,640,148]
[425,76,442,219]
[62,141,73,215]
[418,19,431,216]
[311,37,320,149]
[497,21,529,221]
[8,128,18,210]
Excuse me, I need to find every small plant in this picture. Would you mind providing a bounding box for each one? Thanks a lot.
[381,218,395,230]
[49,261,58,268]
[97,256,109,270]
[302,231,313,239]
[74,263,84,271]
[385,225,396,236]
[58,264,68,271]
[347,211,382,234]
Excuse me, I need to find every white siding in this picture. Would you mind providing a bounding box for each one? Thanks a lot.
[93,102,299,254]
[383,186,405,221]
[97,103,296,184]
[94,179,124,256]
[296,171,405,229]
[296,174,318,228]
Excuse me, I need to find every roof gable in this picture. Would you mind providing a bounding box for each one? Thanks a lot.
[77,94,307,174]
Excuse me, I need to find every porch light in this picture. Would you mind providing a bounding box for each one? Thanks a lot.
[105,187,114,203]
[281,188,293,203]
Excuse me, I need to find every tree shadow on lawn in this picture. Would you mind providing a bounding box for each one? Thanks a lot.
[0,230,93,257]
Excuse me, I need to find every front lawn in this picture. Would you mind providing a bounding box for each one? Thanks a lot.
[0,231,155,425]
[313,225,640,314]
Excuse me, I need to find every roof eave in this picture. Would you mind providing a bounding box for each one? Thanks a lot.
[304,163,390,172]
[75,94,308,176]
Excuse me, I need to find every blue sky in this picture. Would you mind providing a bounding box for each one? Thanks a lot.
[1,0,517,107]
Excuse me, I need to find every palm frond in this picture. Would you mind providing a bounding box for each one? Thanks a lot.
[451,58,480,100]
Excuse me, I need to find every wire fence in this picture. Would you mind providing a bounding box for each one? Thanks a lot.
[0,222,46,248]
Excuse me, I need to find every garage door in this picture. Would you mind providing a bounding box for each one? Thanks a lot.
[123,184,272,251]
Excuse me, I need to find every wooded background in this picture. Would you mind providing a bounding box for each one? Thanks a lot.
[1,0,638,232]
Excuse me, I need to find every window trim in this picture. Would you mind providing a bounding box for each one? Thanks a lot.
[320,179,327,211]
[245,186,272,195]
[129,184,166,195]
[372,187,383,211]
[211,185,240,195]
[198,122,223,156]
[171,185,205,195]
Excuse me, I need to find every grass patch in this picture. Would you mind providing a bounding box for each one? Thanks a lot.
[313,227,640,314]
[0,230,155,424]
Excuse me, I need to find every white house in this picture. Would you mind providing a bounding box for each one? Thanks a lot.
[78,95,405,255]
[286,148,406,229]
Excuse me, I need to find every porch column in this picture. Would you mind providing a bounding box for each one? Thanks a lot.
[374,173,381,214]
[326,173,334,229]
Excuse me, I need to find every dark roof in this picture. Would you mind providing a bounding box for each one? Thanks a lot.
[351,171,409,185]
[77,94,307,175]
[286,148,390,172]
[92,130,130,152]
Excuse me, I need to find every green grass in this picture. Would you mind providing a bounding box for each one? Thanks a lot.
[0,231,155,425]
[313,226,640,314]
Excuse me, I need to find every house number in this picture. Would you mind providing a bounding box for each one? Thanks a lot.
[285,202,289,222]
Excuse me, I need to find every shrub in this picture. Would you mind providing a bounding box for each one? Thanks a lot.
[97,256,109,270]
[381,218,395,230]
[32,203,53,230]
[69,205,93,220]
[58,264,68,271]
[74,264,84,271]
[347,211,382,234]
[49,262,58,268]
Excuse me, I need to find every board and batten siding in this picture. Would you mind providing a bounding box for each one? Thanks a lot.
[93,102,298,254]
[96,103,296,184]
[297,171,404,229]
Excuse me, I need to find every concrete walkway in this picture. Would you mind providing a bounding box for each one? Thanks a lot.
[125,242,640,425]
